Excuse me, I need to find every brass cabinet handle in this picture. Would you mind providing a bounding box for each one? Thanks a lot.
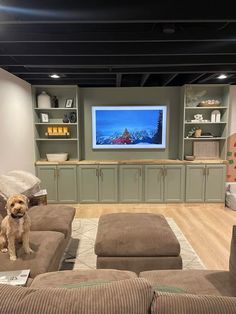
[100,169,103,180]
[207,168,210,176]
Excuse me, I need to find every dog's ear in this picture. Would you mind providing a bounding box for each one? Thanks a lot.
[22,195,29,208]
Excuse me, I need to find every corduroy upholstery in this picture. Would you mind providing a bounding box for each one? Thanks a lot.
[0,278,153,314]
[95,213,182,273]
[141,225,236,298]
[30,269,138,288]
[151,292,236,314]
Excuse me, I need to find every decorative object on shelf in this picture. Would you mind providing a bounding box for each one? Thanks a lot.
[45,126,70,138]
[193,141,220,160]
[63,114,70,123]
[40,112,49,123]
[69,111,77,123]
[187,127,197,138]
[198,99,220,107]
[46,153,68,162]
[193,114,203,122]
[185,87,207,107]
[51,96,59,108]
[211,110,221,123]
[65,98,73,108]
[194,127,202,138]
[185,155,195,161]
[37,91,51,109]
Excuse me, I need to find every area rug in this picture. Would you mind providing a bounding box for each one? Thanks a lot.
[60,218,205,271]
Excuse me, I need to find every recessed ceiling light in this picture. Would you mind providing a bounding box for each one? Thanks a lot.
[217,74,227,79]
[49,74,60,79]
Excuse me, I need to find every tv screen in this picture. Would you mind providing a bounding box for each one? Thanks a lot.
[92,106,167,149]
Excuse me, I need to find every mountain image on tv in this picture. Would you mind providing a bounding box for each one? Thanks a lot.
[93,107,165,149]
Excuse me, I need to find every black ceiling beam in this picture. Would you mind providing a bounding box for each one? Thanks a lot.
[140,74,150,86]
[188,73,207,84]
[0,1,236,23]
[2,55,236,65]
[2,26,236,43]
[161,73,178,86]
[2,41,236,55]
[116,73,122,87]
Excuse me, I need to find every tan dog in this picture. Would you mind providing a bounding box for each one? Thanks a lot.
[0,194,33,261]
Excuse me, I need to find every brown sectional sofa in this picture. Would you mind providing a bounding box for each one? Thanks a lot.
[0,204,75,278]
[0,271,236,314]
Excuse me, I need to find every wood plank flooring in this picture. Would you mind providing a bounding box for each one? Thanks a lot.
[74,203,236,271]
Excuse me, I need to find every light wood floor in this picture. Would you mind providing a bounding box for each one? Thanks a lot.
[74,203,236,271]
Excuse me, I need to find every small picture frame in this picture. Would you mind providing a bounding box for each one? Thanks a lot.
[65,99,73,108]
[40,112,49,123]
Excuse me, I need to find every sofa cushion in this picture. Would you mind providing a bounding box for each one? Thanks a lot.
[0,278,153,314]
[0,231,65,278]
[151,291,236,314]
[140,269,236,297]
[31,269,138,288]
[95,213,180,257]
[28,204,75,238]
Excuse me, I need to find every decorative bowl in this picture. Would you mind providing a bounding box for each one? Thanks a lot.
[46,153,68,162]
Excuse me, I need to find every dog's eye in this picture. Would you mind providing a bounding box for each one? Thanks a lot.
[10,203,14,207]
[19,200,23,204]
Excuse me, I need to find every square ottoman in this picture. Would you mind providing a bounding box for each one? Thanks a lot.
[95,213,182,274]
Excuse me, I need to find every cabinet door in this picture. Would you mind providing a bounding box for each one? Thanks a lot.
[144,165,164,202]
[99,165,118,203]
[205,165,226,202]
[164,165,185,202]
[185,165,205,202]
[119,165,143,202]
[58,166,77,203]
[36,166,57,203]
[78,165,98,203]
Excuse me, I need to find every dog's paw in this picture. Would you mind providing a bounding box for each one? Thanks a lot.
[25,248,34,254]
[10,255,17,261]
[1,248,8,253]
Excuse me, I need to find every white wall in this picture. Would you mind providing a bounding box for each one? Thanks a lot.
[0,68,35,175]
[229,86,236,135]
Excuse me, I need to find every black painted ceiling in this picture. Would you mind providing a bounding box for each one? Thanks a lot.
[1,1,236,87]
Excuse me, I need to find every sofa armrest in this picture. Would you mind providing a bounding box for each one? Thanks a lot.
[229,225,236,277]
[151,292,236,314]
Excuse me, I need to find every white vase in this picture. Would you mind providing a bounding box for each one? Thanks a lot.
[37,91,51,109]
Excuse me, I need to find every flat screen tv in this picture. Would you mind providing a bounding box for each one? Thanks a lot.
[92,106,167,149]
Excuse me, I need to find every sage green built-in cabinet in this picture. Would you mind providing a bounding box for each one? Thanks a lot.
[186,164,226,202]
[164,165,185,202]
[144,165,163,202]
[144,165,185,203]
[36,165,77,203]
[78,165,118,203]
[119,165,143,202]
[205,165,226,202]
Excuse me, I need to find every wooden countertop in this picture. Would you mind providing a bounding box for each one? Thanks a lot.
[35,159,228,165]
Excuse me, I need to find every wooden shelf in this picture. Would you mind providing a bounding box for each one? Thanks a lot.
[35,123,77,125]
[185,122,227,124]
[185,106,228,110]
[34,108,77,110]
[184,137,226,141]
[35,138,78,141]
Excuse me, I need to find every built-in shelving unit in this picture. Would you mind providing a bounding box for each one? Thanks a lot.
[32,85,80,161]
[179,84,229,160]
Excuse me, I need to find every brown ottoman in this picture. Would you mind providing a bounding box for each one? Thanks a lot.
[95,213,182,274]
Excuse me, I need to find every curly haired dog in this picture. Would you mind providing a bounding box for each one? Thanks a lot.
[0,194,33,261]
